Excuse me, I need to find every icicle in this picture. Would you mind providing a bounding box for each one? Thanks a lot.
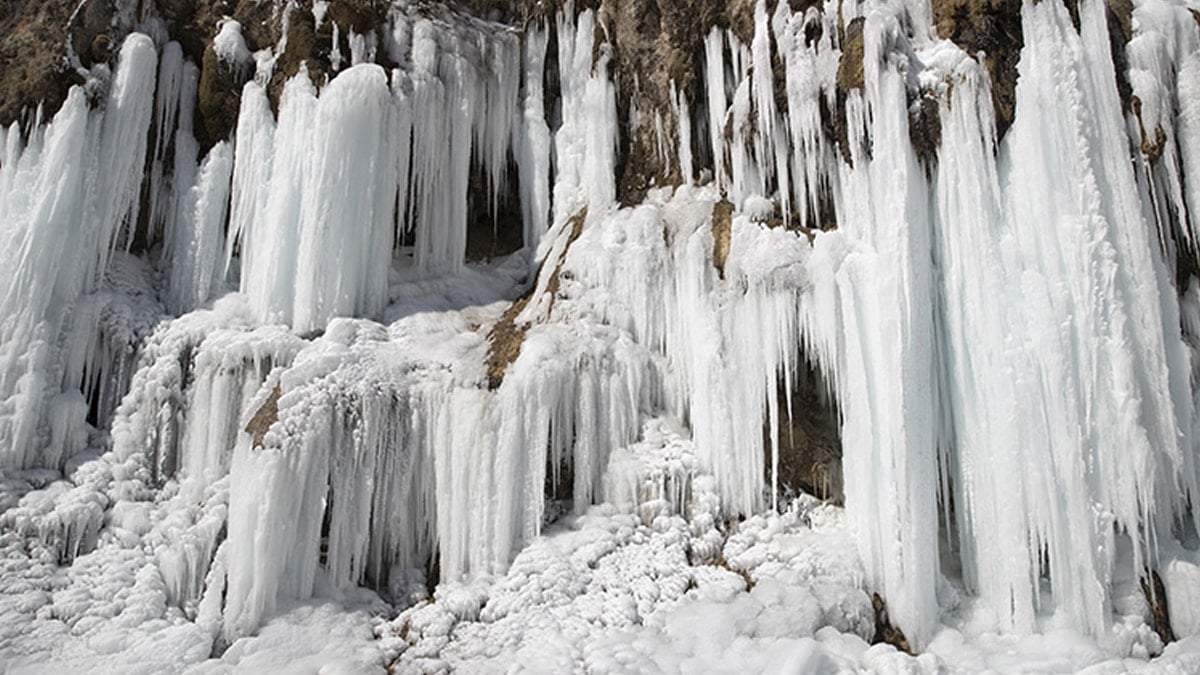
[704,29,731,190]
[670,81,694,186]
[224,81,275,278]
[552,4,618,227]
[0,33,157,469]
[518,23,552,251]
[241,72,315,326]
[292,64,397,332]
[936,0,1194,636]
[775,5,840,229]
[165,142,234,315]
[799,8,940,646]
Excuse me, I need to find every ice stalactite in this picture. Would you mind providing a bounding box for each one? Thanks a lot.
[164,142,233,315]
[774,4,842,230]
[225,81,276,283]
[556,190,811,518]
[292,66,397,332]
[1124,0,1200,262]
[934,0,1194,637]
[9,0,1200,658]
[0,34,158,470]
[408,19,469,274]
[109,297,304,488]
[217,301,652,637]
[799,7,941,646]
[701,0,843,228]
[231,66,397,333]
[225,17,524,324]
[518,23,552,252]
[789,0,1200,647]
[147,41,199,246]
[406,18,522,274]
[551,4,618,227]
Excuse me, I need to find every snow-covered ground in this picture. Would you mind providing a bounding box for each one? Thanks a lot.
[4,416,1200,673]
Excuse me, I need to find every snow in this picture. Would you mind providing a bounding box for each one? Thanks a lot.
[212,21,252,74]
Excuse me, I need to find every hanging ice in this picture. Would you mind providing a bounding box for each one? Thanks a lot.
[0,34,158,469]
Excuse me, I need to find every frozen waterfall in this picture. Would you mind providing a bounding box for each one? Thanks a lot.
[2,0,1200,657]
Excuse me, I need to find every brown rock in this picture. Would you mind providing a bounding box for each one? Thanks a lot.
[245,384,282,448]
[0,0,85,127]
[711,198,733,279]
[768,361,843,504]
[931,0,1023,140]
[196,42,250,150]
[485,209,587,390]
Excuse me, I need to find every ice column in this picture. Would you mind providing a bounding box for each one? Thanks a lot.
[935,0,1195,636]
[236,65,397,332]
[0,34,157,469]
[552,4,618,226]
[802,10,940,647]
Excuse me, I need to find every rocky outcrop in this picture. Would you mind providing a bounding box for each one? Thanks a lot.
[0,0,84,128]
[931,0,1023,139]
[0,0,1033,169]
[768,362,843,504]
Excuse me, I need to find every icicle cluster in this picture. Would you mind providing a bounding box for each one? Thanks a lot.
[0,35,158,470]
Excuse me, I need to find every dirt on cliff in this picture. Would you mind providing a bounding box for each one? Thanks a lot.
[0,0,86,128]
[931,0,1023,140]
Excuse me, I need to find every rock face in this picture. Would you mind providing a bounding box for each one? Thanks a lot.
[0,0,83,127]
[931,0,1023,138]
[770,364,843,504]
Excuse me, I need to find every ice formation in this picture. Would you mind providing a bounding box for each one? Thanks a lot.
[4,0,1200,668]
[0,34,158,470]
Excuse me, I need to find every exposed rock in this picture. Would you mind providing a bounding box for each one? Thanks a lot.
[268,4,326,104]
[724,0,758,45]
[0,0,85,127]
[872,593,915,654]
[711,198,734,279]
[1107,0,1135,114]
[909,88,942,174]
[465,164,527,263]
[931,0,1023,140]
[245,384,282,448]
[836,17,865,94]
[485,294,533,391]
[833,16,865,162]
[599,0,763,204]
[196,42,250,150]
[485,209,587,389]
[1141,569,1177,646]
[768,362,843,504]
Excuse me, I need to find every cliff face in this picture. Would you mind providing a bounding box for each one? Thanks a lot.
[0,0,83,126]
[4,0,1200,669]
